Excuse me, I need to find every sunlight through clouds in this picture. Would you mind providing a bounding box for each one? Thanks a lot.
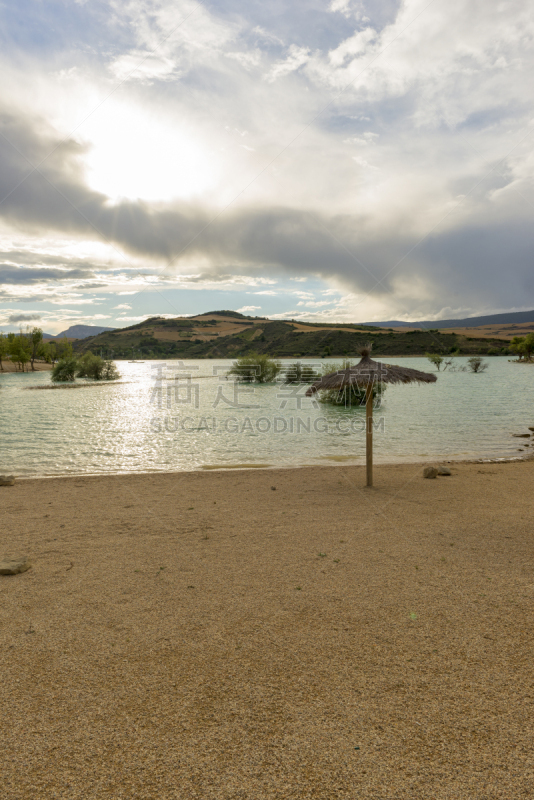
[0,0,533,329]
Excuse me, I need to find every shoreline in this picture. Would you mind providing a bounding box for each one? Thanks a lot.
[9,447,534,481]
[0,361,53,373]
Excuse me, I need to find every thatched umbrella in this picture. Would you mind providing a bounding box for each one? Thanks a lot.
[306,347,437,487]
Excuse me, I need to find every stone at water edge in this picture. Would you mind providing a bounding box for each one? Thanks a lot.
[529,427,534,432]
[0,475,15,486]
[437,466,452,476]
[512,434,530,438]
[423,467,438,479]
[0,558,31,575]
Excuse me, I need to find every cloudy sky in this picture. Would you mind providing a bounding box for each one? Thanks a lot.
[0,0,533,332]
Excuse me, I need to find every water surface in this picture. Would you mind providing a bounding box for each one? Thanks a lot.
[1,357,532,476]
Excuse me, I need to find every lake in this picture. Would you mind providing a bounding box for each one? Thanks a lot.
[1,357,532,477]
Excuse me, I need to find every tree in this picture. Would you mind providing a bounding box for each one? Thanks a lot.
[55,337,74,359]
[0,333,8,370]
[228,352,282,383]
[41,341,57,363]
[426,353,444,370]
[27,326,43,371]
[522,333,534,361]
[509,336,526,360]
[9,330,31,371]
[467,356,488,373]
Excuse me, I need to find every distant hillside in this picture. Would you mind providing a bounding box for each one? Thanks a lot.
[44,324,116,340]
[196,309,265,319]
[73,310,511,359]
[367,309,534,329]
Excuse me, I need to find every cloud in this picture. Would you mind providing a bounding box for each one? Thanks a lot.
[266,45,310,82]
[236,305,261,313]
[1,103,533,321]
[113,303,132,310]
[296,300,333,307]
[7,312,42,324]
[0,0,533,322]
[0,265,95,284]
[114,315,150,322]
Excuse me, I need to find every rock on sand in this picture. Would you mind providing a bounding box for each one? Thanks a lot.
[0,557,31,575]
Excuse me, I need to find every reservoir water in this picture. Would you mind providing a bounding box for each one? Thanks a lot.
[1,357,532,477]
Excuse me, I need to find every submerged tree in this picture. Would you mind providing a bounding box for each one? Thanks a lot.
[283,361,321,384]
[509,333,534,361]
[51,352,120,382]
[228,352,282,383]
[52,357,78,382]
[76,352,120,380]
[467,356,488,373]
[426,353,444,370]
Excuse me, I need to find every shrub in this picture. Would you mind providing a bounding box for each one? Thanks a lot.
[426,353,444,370]
[52,357,78,382]
[228,352,282,383]
[467,356,488,373]
[76,352,100,378]
[75,352,120,380]
[101,360,121,380]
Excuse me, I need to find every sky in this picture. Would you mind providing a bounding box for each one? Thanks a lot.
[0,0,533,333]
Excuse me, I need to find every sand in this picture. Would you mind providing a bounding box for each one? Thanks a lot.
[0,361,53,373]
[1,460,534,799]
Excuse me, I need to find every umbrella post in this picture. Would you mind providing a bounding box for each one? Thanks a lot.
[365,382,373,487]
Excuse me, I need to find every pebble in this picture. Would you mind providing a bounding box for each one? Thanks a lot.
[0,475,16,486]
[423,467,438,479]
[437,466,452,476]
[0,557,31,575]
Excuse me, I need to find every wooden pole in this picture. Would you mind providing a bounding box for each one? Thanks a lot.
[365,382,373,487]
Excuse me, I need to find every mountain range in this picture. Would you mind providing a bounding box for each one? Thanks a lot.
[367,310,534,328]
[43,325,115,340]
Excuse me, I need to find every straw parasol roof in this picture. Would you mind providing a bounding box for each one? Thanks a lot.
[305,346,437,487]
[305,347,437,395]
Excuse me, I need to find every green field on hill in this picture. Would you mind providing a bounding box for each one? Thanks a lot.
[73,312,511,360]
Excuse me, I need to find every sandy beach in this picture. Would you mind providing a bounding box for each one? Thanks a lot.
[0,361,53,373]
[1,460,534,799]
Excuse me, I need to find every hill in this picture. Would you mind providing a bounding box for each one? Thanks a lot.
[44,324,116,340]
[73,311,511,359]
